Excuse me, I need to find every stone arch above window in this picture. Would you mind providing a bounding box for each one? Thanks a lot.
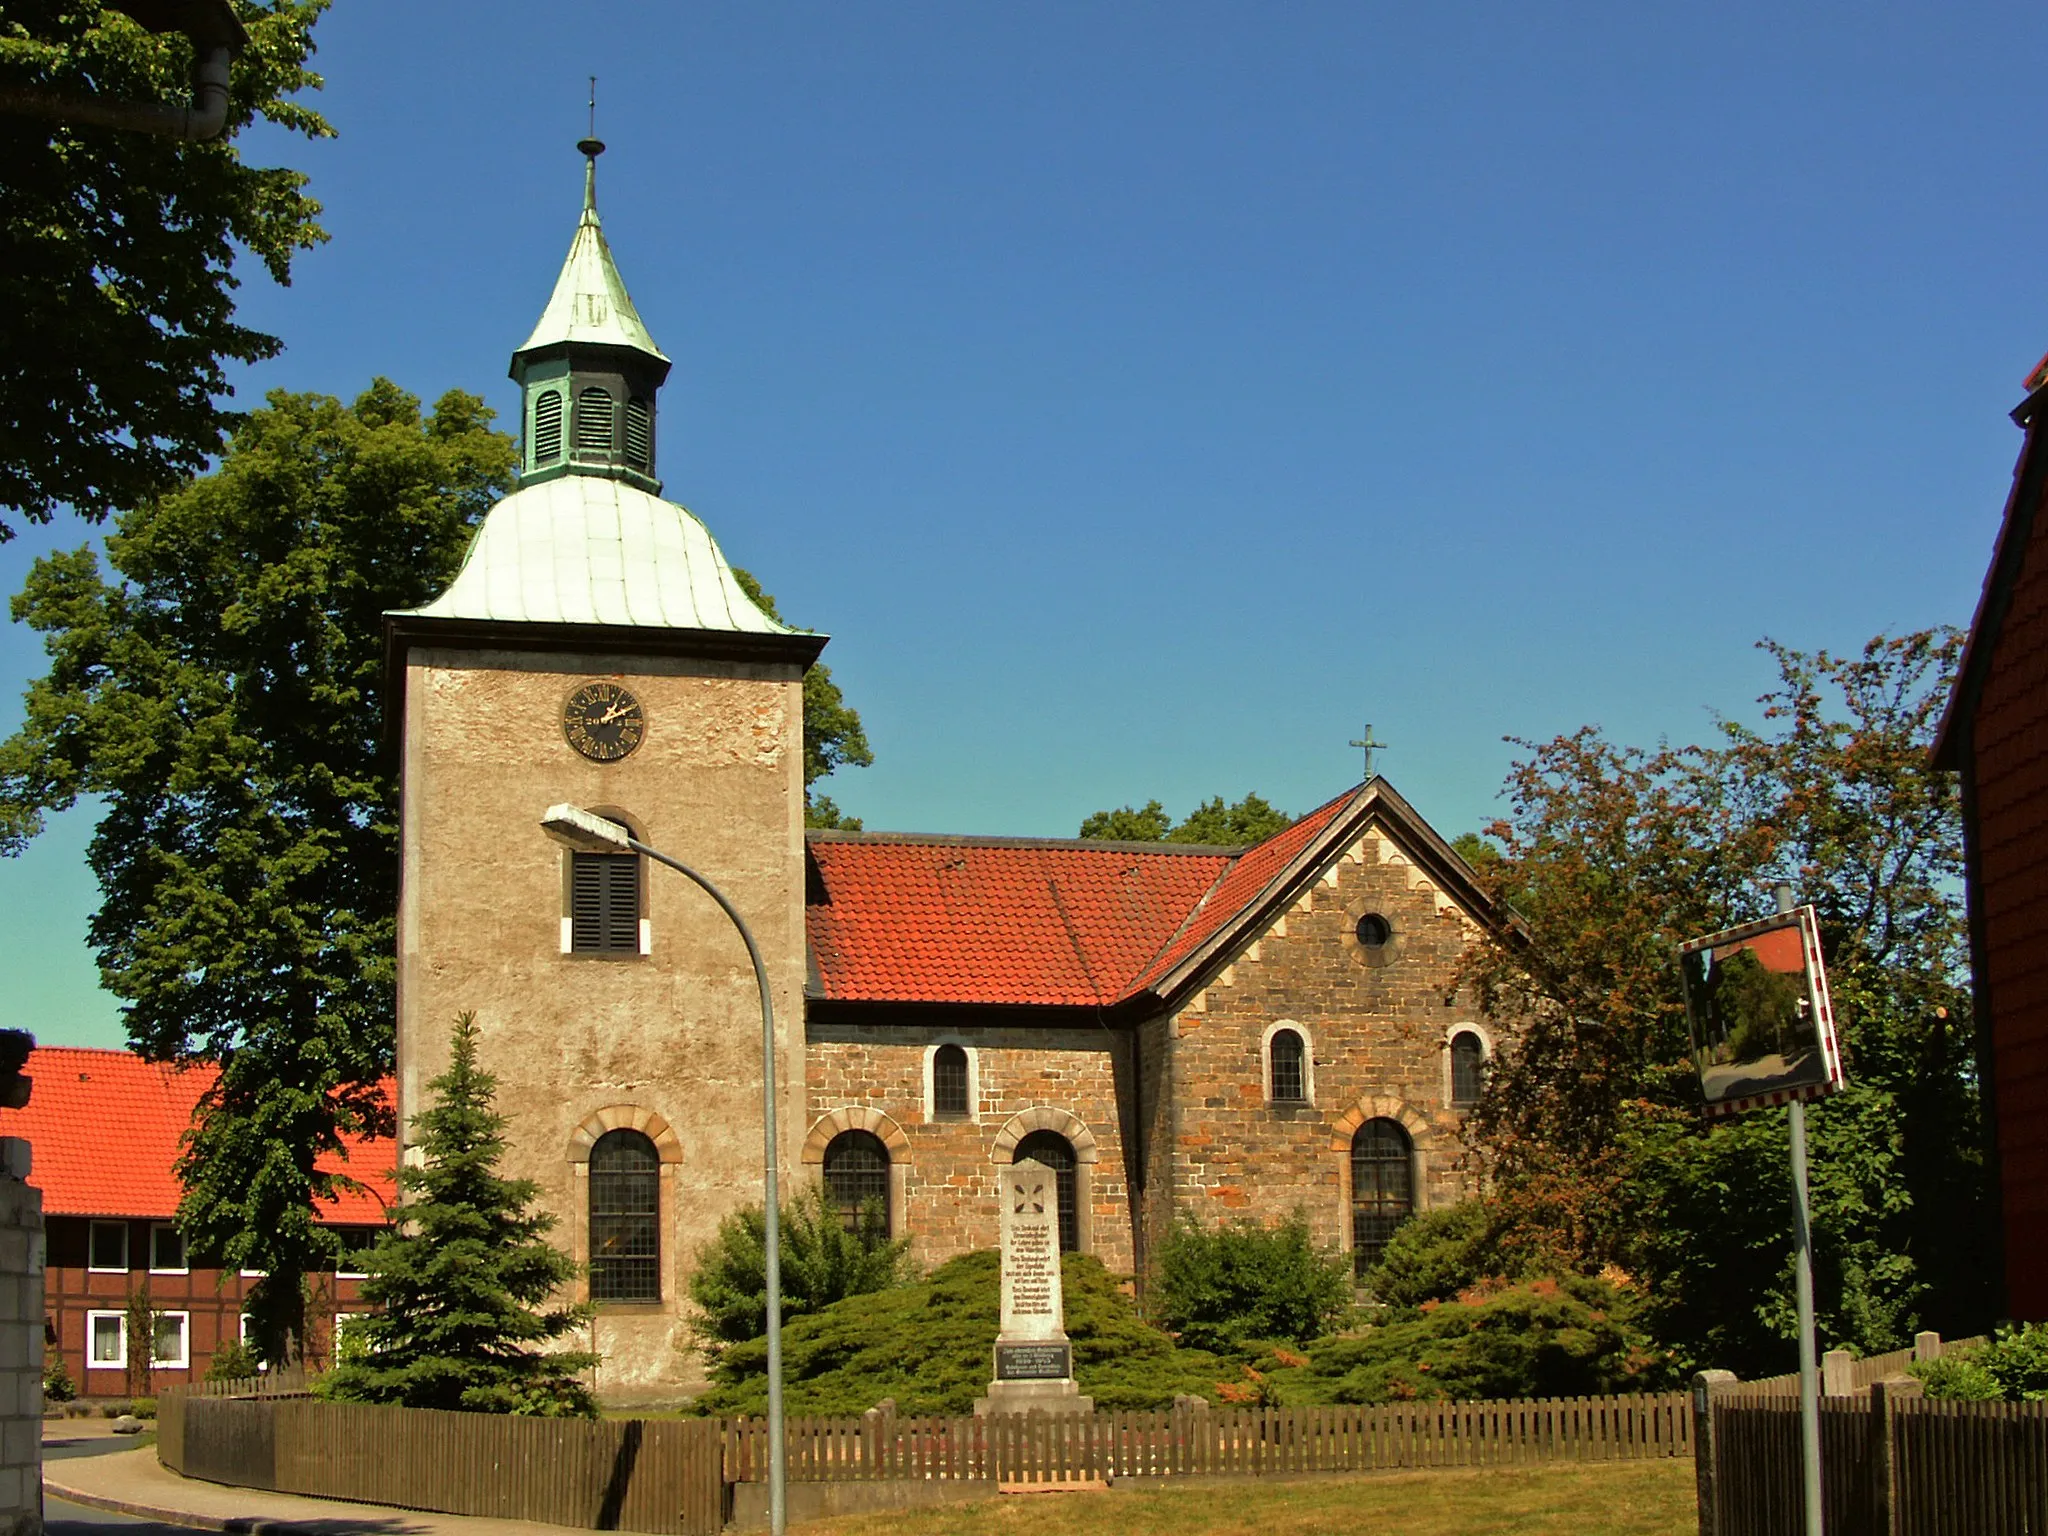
[567,1104,682,1164]
[800,1106,911,1165]
[1327,1095,1432,1150]
[990,1106,1099,1165]
[1261,1021,1315,1106]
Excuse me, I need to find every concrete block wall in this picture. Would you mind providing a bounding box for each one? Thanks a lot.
[0,1156,42,1536]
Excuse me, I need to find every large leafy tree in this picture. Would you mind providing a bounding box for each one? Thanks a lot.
[0,381,517,1358]
[0,0,332,535]
[1460,631,1993,1374]
[320,1014,595,1415]
[1079,792,1294,845]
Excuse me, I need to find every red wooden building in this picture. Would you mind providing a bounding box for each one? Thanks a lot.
[20,1046,394,1395]
[1934,361,2048,1322]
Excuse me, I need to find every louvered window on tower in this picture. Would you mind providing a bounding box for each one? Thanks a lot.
[624,398,652,470]
[571,851,640,954]
[531,390,563,466]
[576,387,615,454]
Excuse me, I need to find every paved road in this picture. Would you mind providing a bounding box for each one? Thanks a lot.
[46,1438,193,1536]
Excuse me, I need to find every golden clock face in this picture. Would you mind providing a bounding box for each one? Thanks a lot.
[562,681,645,762]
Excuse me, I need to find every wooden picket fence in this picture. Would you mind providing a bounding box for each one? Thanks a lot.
[1701,1383,2048,1535]
[724,1394,1693,1484]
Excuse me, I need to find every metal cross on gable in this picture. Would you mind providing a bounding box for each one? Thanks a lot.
[1350,723,1388,779]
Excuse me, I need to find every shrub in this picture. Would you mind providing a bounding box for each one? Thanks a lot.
[132,1397,157,1420]
[1913,1323,2048,1402]
[688,1182,911,1358]
[691,1250,1232,1417]
[100,1401,133,1418]
[1364,1201,1526,1308]
[43,1354,75,1403]
[1150,1212,1352,1353]
[205,1340,260,1383]
[1291,1274,1668,1404]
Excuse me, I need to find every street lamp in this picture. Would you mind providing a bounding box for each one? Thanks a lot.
[540,804,787,1536]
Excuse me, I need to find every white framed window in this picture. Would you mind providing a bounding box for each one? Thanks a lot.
[1442,1023,1495,1110]
[88,1221,128,1274]
[151,1311,190,1370]
[336,1248,369,1281]
[149,1223,188,1274]
[239,1267,267,1279]
[1260,1021,1317,1106]
[86,1310,126,1370]
[922,1041,980,1123]
[334,1311,374,1364]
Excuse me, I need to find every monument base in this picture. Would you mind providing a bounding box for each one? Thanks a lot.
[974,1378,1095,1416]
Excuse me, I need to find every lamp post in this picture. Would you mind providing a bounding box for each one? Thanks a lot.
[540,805,787,1536]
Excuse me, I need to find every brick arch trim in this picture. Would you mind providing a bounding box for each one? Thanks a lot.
[801,1107,912,1165]
[567,1105,682,1164]
[991,1107,1099,1165]
[1327,1095,1431,1152]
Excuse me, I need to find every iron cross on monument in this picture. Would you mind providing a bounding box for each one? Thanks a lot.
[1350,723,1389,778]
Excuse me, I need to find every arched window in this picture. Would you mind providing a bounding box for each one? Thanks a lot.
[1013,1131,1078,1254]
[1350,1119,1413,1278]
[932,1044,970,1119]
[1450,1031,1487,1109]
[570,851,640,954]
[1269,1028,1306,1103]
[822,1130,891,1233]
[531,389,563,466]
[623,398,652,470]
[589,1129,659,1302]
[576,387,615,454]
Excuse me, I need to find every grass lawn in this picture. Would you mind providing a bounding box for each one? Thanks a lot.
[792,1458,1697,1536]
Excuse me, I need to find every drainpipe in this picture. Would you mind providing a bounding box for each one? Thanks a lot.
[0,3,245,143]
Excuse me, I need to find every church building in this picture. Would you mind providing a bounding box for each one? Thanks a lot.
[387,142,1521,1399]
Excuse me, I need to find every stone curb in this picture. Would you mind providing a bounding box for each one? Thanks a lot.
[43,1476,269,1533]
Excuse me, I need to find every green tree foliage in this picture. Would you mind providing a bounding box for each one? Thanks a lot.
[1272,1276,1666,1405]
[0,382,516,1359]
[203,1339,259,1384]
[1460,631,1991,1375]
[691,1250,1232,1416]
[1363,1201,1530,1309]
[687,1183,909,1358]
[318,1014,595,1417]
[1150,1213,1353,1352]
[727,569,873,829]
[1911,1324,2048,1402]
[0,1,332,534]
[1079,793,1294,845]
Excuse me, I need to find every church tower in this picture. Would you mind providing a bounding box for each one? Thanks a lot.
[387,139,824,1398]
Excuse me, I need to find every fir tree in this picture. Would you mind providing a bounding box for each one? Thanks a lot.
[319,1014,597,1416]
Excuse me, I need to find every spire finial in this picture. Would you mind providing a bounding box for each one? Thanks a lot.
[1349,723,1388,779]
[576,76,605,215]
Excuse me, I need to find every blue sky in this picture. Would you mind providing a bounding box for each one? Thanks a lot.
[3,1,2039,1047]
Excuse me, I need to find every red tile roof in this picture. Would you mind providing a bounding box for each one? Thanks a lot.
[806,835,1236,1006]
[12,1047,395,1224]
[1128,787,1361,993]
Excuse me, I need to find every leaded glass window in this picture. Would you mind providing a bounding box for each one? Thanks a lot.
[1270,1029,1306,1102]
[933,1045,969,1119]
[1450,1031,1486,1109]
[589,1129,659,1302]
[1350,1118,1413,1277]
[822,1130,890,1233]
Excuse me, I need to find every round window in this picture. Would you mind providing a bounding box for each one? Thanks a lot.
[1354,913,1392,948]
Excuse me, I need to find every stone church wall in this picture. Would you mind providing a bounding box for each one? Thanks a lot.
[804,1024,1136,1273]
[397,646,809,1403]
[1162,827,1487,1262]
